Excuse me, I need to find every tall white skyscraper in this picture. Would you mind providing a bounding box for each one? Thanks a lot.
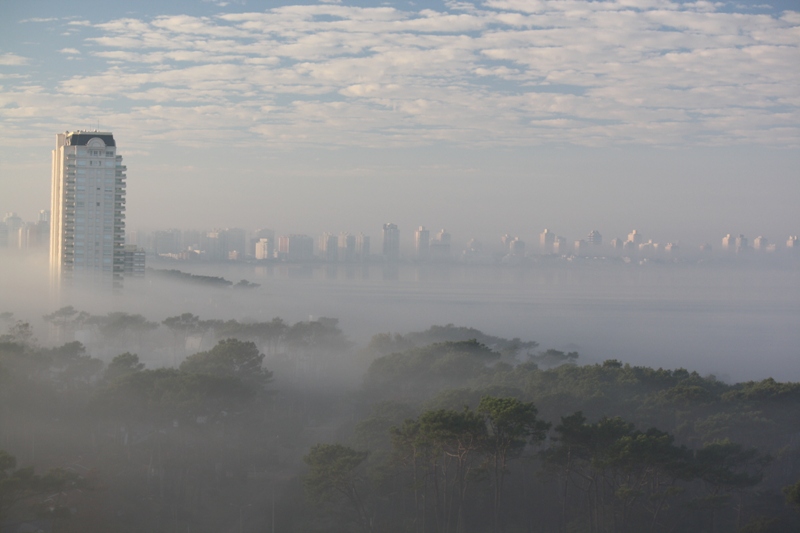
[51,131,127,287]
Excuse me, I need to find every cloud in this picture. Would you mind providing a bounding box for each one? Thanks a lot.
[2,1,798,151]
[0,53,30,66]
[59,48,81,55]
[19,17,59,23]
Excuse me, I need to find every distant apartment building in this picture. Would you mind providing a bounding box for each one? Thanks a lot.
[339,232,356,262]
[462,238,483,262]
[225,228,247,260]
[151,229,183,255]
[787,236,798,249]
[2,210,50,250]
[552,236,567,254]
[20,220,50,249]
[638,240,657,253]
[753,236,768,251]
[587,230,602,246]
[540,229,555,253]
[277,234,314,262]
[251,228,275,256]
[429,229,451,260]
[203,228,246,261]
[722,233,748,253]
[501,234,513,250]
[382,223,400,262]
[319,232,339,262]
[123,244,146,276]
[254,238,273,260]
[735,234,748,252]
[3,213,23,249]
[722,234,734,250]
[508,237,525,256]
[415,226,430,261]
[627,230,642,246]
[356,233,370,261]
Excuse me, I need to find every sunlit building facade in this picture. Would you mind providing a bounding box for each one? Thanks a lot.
[539,229,555,253]
[277,234,314,261]
[339,232,356,262]
[356,233,370,261]
[415,226,430,261]
[382,223,399,262]
[50,131,127,288]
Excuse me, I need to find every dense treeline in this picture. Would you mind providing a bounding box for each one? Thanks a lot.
[0,310,798,532]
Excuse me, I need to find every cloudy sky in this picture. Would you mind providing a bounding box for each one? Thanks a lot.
[1,0,798,248]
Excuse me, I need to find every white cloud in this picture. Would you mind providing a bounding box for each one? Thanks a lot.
[59,48,81,55]
[0,53,30,66]
[1,1,798,151]
[20,17,59,23]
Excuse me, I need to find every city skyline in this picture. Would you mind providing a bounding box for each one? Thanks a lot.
[132,224,800,261]
[4,204,799,261]
[1,0,798,244]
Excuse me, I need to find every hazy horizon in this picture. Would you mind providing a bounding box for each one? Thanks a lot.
[2,248,798,384]
[1,0,798,246]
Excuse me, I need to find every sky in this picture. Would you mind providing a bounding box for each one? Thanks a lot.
[1,0,798,248]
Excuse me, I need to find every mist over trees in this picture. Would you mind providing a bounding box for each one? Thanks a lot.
[1,309,799,532]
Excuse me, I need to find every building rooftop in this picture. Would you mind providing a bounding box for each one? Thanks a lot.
[65,131,116,147]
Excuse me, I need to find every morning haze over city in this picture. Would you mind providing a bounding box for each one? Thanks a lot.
[1,1,799,532]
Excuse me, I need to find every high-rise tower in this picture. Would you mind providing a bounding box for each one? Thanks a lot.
[51,131,127,287]
[414,226,430,261]
[382,223,400,262]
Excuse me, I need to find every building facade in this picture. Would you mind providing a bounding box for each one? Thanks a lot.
[50,131,127,287]
[356,233,370,262]
[414,226,430,261]
[382,223,399,262]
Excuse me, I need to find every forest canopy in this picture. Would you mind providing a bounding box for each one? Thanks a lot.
[0,309,798,532]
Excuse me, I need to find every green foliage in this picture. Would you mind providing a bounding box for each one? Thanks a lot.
[723,378,800,403]
[784,480,800,510]
[365,340,500,401]
[304,444,373,532]
[353,401,417,452]
[0,321,36,347]
[694,439,771,493]
[528,349,579,369]
[403,324,538,355]
[304,443,370,502]
[104,352,145,382]
[42,305,78,325]
[92,367,254,423]
[162,312,203,334]
[98,312,158,337]
[478,396,549,454]
[284,317,350,353]
[180,338,272,390]
[152,268,234,287]
[0,450,82,521]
